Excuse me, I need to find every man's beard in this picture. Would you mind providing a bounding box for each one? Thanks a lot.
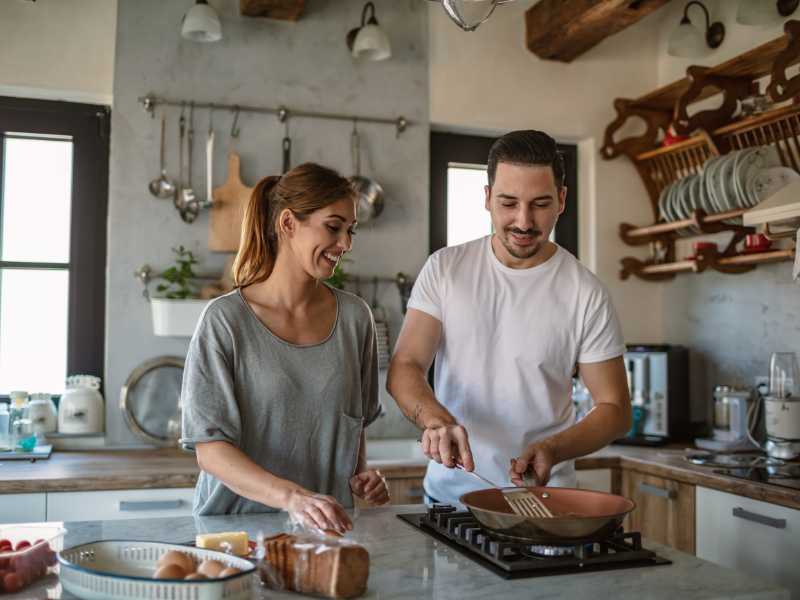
[500,228,543,259]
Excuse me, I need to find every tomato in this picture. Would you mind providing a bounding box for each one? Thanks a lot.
[15,540,31,551]
[3,572,21,593]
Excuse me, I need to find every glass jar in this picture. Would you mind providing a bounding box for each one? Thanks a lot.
[0,403,10,452]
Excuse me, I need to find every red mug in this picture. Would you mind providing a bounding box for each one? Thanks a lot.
[745,233,771,251]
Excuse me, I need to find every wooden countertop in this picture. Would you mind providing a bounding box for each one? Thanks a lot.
[1,445,799,511]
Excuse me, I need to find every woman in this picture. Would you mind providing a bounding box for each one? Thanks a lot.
[181,162,389,533]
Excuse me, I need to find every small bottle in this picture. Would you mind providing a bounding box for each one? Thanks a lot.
[0,403,10,451]
[9,391,35,452]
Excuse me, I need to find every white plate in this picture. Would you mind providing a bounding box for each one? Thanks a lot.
[748,166,800,207]
[702,156,723,214]
[658,184,672,222]
[717,151,739,212]
[732,148,759,209]
[664,181,680,222]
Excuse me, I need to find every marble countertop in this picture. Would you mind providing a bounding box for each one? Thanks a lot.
[23,505,789,599]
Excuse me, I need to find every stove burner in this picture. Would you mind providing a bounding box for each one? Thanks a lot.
[397,504,671,579]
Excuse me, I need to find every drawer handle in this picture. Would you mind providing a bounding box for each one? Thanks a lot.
[118,500,184,512]
[732,507,786,530]
[406,487,424,499]
[638,482,676,500]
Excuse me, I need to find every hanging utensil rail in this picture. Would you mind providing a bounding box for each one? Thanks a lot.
[139,94,410,135]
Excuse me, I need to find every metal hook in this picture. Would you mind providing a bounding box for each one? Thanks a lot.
[230,105,241,139]
[395,116,407,138]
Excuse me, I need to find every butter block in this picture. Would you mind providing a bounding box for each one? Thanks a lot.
[195,531,250,556]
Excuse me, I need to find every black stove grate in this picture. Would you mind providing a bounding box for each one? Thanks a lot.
[398,505,671,579]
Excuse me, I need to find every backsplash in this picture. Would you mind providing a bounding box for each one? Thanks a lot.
[663,262,799,423]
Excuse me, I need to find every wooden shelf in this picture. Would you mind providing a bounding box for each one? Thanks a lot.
[632,35,792,112]
[620,209,749,246]
[621,248,795,281]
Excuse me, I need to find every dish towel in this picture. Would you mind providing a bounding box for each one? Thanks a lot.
[794,229,800,282]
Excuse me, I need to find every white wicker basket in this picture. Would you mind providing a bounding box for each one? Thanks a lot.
[58,540,256,600]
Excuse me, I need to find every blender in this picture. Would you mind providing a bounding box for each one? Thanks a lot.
[764,352,800,460]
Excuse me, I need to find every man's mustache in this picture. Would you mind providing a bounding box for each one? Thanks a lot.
[506,228,541,236]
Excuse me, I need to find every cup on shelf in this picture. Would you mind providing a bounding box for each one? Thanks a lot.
[744,233,772,254]
[687,241,717,260]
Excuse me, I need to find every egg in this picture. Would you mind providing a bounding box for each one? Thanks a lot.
[153,564,187,579]
[156,550,195,573]
[218,566,241,578]
[184,572,207,580]
[196,559,225,578]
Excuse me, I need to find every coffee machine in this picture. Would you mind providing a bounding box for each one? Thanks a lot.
[616,344,690,446]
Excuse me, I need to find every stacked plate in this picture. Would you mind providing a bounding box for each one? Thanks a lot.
[657,146,790,230]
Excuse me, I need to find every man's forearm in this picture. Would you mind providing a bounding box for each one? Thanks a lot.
[387,360,455,430]
[542,402,630,464]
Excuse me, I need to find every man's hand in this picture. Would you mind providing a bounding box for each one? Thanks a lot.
[349,470,390,506]
[421,424,475,471]
[509,441,558,487]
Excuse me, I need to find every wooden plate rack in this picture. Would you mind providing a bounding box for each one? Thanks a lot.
[602,20,800,281]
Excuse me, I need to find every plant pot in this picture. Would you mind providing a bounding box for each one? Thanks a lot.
[150,297,210,337]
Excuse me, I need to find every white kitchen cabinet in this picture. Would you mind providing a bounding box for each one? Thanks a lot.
[0,493,47,524]
[575,469,611,493]
[696,486,800,598]
[46,487,195,521]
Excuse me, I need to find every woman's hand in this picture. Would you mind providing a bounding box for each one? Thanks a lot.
[349,469,390,506]
[286,489,353,535]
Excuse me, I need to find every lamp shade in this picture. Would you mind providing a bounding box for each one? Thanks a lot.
[181,0,222,43]
[352,24,392,61]
[736,0,782,26]
[667,20,708,57]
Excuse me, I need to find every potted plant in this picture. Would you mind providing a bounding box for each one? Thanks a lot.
[149,246,210,337]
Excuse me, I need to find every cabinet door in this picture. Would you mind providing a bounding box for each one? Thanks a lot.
[621,470,695,554]
[0,493,46,524]
[47,488,195,521]
[696,486,800,598]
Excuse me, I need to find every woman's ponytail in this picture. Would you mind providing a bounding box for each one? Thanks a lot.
[232,175,280,287]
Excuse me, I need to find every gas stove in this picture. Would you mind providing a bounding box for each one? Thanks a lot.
[713,465,800,490]
[398,505,670,579]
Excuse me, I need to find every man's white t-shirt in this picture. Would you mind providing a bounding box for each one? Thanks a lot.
[407,236,625,504]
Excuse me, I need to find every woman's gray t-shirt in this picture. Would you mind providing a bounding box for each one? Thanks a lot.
[180,286,380,516]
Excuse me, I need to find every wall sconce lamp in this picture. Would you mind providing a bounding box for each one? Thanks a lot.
[346,2,392,61]
[181,0,222,43]
[667,1,725,58]
[737,0,799,27]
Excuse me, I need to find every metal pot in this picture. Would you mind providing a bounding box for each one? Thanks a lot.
[459,487,635,543]
[350,126,384,223]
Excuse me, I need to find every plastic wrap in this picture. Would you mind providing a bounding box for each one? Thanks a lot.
[256,515,370,599]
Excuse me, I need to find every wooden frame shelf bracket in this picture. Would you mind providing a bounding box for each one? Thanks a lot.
[674,66,758,136]
[767,20,800,102]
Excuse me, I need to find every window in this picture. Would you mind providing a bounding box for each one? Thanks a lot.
[430,131,578,256]
[0,97,109,396]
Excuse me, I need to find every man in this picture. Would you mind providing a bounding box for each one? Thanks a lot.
[387,130,631,504]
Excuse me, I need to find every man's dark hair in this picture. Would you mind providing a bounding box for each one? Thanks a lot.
[487,130,565,189]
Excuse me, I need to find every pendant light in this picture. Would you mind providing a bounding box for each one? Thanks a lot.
[736,0,799,26]
[181,0,222,43]
[346,2,392,61]
[667,1,725,58]
[428,0,516,33]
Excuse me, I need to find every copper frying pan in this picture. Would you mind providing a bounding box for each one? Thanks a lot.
[459,486,636,543]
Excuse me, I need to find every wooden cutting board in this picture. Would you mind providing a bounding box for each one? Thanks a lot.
[209,152,253,252]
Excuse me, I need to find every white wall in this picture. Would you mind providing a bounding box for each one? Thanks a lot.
[429,1,668,344]
[0,0,116,105]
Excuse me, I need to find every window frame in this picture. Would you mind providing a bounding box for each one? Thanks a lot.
[430,131,578,257]
[0,96,109,395]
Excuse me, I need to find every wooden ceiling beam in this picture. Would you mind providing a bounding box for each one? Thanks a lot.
[239,0,305,21]
[526,0,674,63]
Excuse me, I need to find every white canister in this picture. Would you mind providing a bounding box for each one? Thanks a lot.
[58,375,104,434]
[28,393,58,434]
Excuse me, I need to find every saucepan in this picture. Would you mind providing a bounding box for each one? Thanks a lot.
[459,486,636,543]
